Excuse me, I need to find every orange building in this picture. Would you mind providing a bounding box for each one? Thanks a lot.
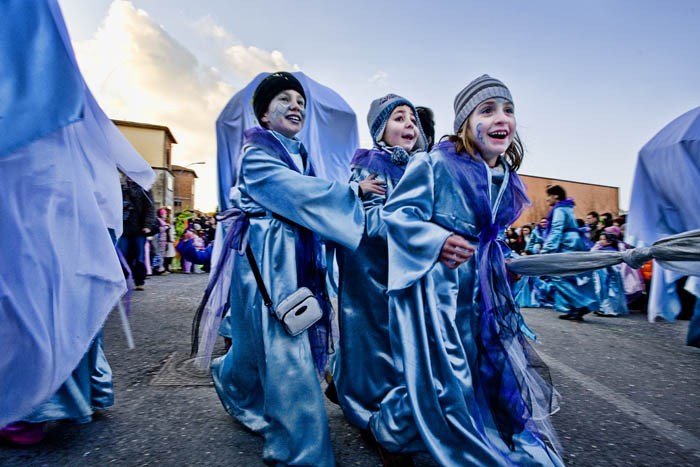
[516,174,619,227]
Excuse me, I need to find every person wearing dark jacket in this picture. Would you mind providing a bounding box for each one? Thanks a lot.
[118,175,157,290]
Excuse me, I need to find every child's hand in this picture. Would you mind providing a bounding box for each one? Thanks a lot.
[440,234,475,269]
[358,174,387,196]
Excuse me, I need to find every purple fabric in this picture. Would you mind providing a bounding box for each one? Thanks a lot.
[544,198,575,237]
[436,141,541,446]
[242,127,332,376]
[349,148,406,181]
[191,209,249,356]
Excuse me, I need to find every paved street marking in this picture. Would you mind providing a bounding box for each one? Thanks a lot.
[538,350,700,458]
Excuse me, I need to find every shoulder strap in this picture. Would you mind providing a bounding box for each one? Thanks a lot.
[245,244,274,313]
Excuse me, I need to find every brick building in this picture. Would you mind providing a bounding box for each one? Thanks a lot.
[516,174,620,227]
[171,165,198,213]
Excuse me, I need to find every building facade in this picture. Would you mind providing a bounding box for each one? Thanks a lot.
[113,119,177,210]
[171,165,198,213]
[516,174,620,227]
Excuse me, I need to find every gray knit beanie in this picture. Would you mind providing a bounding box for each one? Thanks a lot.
[453,75,513,133]
[367,94,427,161]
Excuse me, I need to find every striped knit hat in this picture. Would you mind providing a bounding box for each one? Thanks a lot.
[453,74,513,133]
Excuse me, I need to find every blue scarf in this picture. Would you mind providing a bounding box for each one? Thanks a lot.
[437,141,552,449]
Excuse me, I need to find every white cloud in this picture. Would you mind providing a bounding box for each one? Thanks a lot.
[193,14,235,41]
[71,0,299,210]
[369,70,389,87]
[224,45,299,80]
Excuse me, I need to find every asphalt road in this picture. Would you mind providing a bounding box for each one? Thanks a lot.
[1,272,698,466]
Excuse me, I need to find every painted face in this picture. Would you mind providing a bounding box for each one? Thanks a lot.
[261,89,306,138]
[382,105,419,151]
[467,98,515,160]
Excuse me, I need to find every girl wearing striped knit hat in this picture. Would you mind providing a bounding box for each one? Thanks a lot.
[371,75,564,466]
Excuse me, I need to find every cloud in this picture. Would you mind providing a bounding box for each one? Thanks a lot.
[224,45,299,80]
[71,1,299,210]
[369,70,389,87]
[193,14,235,41]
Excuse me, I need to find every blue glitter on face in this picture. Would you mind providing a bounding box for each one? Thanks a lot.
[476,122,485,145]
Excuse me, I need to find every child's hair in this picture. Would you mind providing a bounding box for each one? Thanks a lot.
[546,184,567,201]
[447,124,524,171]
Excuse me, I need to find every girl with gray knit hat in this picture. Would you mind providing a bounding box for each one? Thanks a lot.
[371,76,564,466]
[332,93,426,465]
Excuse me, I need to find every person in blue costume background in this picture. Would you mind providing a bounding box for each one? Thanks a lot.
[208,72,384,466]
[373,74,563,466]
[539,185,599,321]
[332,95,426,447]
[591,227,630,317]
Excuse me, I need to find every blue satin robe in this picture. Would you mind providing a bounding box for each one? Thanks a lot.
[540,205,598,313]
[210,130,364,467]
[334,166,400,429]
[22,333,113,423]
[593,248,629,316]
[374,148,563,466]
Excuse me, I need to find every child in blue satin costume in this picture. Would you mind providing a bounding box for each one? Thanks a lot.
[333,95,427,433]
[540,185,599,321]
[208,72,383,466]
[592,228,630,316]
[375,75,564,466]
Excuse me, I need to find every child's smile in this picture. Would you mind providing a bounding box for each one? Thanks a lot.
[382,105,419,151]
[262,89,306,138]
[468,98,515,162]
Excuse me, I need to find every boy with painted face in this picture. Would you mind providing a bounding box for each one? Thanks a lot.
[374,75,564,466]
[209,72,382,467]
[332,94,426,463]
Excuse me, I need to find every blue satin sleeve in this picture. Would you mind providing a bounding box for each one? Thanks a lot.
[381,152,452,292]
[349,167,392,239]
[176,239,212,265]
[241,148,364,250]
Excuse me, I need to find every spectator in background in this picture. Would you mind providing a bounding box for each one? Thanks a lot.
[519,224,533,256]
[118,175,157,291]
[506,227,524,254]
[585,211,600,241]
[157,208,176,274]
[525,217,548,255]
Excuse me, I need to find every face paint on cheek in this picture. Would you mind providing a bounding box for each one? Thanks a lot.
[476,122,485,145]
[270,102,291,121]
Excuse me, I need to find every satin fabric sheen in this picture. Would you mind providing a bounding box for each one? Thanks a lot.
[540,204,598,313]
[22,333,114,423]
[210,129,364,466]
[373,146,563,466]
[0,0,154,427]
[334,150,405,429]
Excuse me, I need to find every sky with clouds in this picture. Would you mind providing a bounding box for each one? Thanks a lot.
[57,0,700,212]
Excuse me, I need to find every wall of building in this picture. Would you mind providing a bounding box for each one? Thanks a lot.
[516,175,619,227]
[173,171,196,212]
[151,169,174,210]
[116,126,166,168]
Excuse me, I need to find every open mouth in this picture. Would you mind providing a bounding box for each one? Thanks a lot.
[401,132,416,141]
[286,114,302,124]
[488,130,508,140]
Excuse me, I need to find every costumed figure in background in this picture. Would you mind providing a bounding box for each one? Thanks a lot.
[332,94,426,463]
[626,106,700,347]
[372,75,563,466]
[205,72,383,466]
[515,224,541,308]
[539,185,599,321]
[591,227,630,316]
[0,0,154,443]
